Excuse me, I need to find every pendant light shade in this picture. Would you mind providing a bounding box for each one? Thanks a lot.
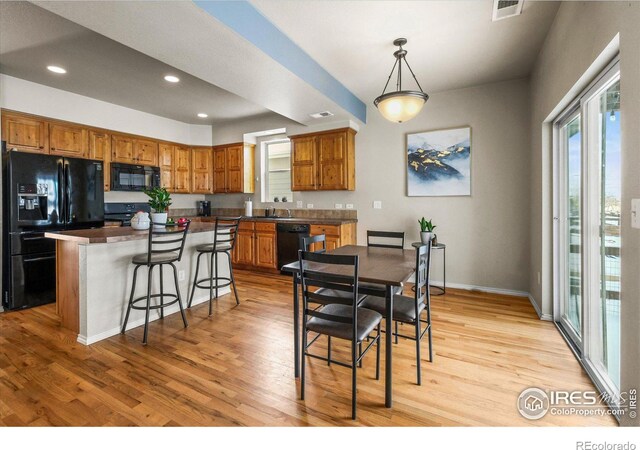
[374,38,429,123]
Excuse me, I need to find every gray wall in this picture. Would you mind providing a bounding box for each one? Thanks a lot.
[529,1,640,426]
[210,78,532,293]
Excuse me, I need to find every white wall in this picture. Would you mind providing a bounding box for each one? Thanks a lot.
[529,1,640,426]
[0,74,213,208]
[210,78,532,293]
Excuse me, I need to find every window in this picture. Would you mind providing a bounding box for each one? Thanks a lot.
[262,139,292,203]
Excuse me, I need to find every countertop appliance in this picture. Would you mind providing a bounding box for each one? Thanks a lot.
[110,162,160,191]
[197,200,211,217]
[277,222,310,274]
[104,202,151,226]
[2,147,104,310]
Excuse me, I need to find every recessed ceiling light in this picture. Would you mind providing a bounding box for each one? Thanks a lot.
[47,65,66,74]
[197,113,208,118]
[164,75,180,83]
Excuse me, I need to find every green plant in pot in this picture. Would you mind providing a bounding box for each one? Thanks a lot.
[418,217,436,245]
[144,187,172,228]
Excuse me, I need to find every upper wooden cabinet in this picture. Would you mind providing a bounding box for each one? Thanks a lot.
[111,135,134,163]
[173,145,191,193]
[1,112,48,154]
[212,143,255,194]
[89,131,112,192]
[135,138,158,166]
[49,123,88,158]
[159,143,174,191]
[191,146,213,194]
[290,128,356,191]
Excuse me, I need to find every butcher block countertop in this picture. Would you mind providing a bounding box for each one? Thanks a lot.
[45,216,357,244]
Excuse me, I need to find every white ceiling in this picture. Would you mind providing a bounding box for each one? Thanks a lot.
[251,0,560,100]
[0,1,272,125]
[2,1,561,127]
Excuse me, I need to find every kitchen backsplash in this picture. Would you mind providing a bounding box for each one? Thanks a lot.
[168,207,357,220]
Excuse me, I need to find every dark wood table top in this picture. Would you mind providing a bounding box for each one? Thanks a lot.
[281,245,415,287]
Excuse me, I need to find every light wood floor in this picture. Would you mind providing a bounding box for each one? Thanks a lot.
[0,270,616,426]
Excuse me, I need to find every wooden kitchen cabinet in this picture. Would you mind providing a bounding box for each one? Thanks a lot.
[1,112,48,154]
[173,145,191,193]
[134,138,158,166]
[309,223,356,251]
[88,130,112,191]
[159,143,174,190]
[290,128,356,191]
[191,146,213,194]
[212,142,255,194]
[49,123,88,158]
[232,221,277,270]
[232,221,255,266]
[111,135,134,163]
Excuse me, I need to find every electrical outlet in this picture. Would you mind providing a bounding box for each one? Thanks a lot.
[335,203,343,209]
[373,201,382,209]
[306,203,314,209]
[296,201,303,208]
[346,204,354,210]
[632,199,640,229]
[179,270,185,281]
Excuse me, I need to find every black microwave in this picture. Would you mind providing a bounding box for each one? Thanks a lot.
[110,163,160,191]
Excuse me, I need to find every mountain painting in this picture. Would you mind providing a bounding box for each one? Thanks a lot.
[407,127,471,196]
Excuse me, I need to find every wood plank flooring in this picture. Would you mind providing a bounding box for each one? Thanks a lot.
[0,270,616,426]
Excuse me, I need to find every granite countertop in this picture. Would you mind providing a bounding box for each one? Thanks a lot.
[45,221,217,244]
[195,216,357,225]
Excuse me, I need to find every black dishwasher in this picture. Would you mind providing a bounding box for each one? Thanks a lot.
[277,223,310,273]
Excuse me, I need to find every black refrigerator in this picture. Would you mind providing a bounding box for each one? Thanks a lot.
[2,146,105,310]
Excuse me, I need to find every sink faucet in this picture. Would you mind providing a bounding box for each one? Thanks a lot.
[285,208,292,218]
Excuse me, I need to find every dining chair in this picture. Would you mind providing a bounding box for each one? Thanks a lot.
[301,234,326,253]
[121,220,191,345]
[359,242,433,385]
[298,250,382,420]
[366,230,405,249]
[188,216,241,315]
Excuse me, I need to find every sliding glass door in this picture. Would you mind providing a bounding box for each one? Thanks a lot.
[554,60,621,399]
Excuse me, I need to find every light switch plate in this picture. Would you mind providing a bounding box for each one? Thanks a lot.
[373,201,382,209]
[307,203,314,209]
[335,203,343,209]
[346,204,354,210]
[632,199,640,229]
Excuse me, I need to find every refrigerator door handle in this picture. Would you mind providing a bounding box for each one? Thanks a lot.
[58,161,66,225]
[64,161,71,224]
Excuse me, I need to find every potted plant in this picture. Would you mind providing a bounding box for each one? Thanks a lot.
[418,217,436,244]
[144,187,172,228]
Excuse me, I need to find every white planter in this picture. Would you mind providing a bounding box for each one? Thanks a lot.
[420,231,433,245]
[151,212,168,228]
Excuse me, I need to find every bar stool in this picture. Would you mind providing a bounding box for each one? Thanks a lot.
[188,217,241,315]
[121,220,191,345]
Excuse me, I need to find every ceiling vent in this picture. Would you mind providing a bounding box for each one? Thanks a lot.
[309,111,334,119]
[492,0,524,21]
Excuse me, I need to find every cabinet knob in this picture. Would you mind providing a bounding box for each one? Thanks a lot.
[51,147,55,150]
[39,146,44,149]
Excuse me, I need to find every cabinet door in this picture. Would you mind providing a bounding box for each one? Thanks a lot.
[291,136,317,191]
[134,139,158,166]
[158,143,174,190]
[325,236,341,251]
[191,147,212,194]
[173,145,191,193]
[226,144,244,193]
[89,131,112,191]
[254,231,277,268]
[49,123,88,158]
[212,147,226,193]
[317,131,347,190]
[233,230,254,265]
[2,114,48,154]
[111,135,134,163]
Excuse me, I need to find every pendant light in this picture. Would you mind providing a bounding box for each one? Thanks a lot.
[374,38,429,123]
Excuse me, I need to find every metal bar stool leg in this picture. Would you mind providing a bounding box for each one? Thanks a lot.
[121,265,141,334]
[159,264,164,319]
[226,251,240,305]
[171,263,188,328]
[209,251,215,316]
[327,336,331,366]
[188,252,203,308]
[214,251,219,300]
[142,265,154,345]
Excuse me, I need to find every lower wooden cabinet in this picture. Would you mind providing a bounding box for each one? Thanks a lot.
[309,223,356,251]
[232,221,278,271]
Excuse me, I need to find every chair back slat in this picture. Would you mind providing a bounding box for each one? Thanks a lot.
[301,234,326,253]
[144,220,191,264]
[413,242,432,305]
[213,217,242,249]
[367,230,405,249]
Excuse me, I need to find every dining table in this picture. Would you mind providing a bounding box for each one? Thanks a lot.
[281,244,417,408]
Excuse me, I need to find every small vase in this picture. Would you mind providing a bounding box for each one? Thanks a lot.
[420,231,433,245]
[151,212,168,228]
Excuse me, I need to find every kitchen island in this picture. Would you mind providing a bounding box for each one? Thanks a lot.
[45,222,229,345]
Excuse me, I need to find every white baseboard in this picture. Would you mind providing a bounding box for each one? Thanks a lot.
[77,287,230,345]
[429,279,553,321]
